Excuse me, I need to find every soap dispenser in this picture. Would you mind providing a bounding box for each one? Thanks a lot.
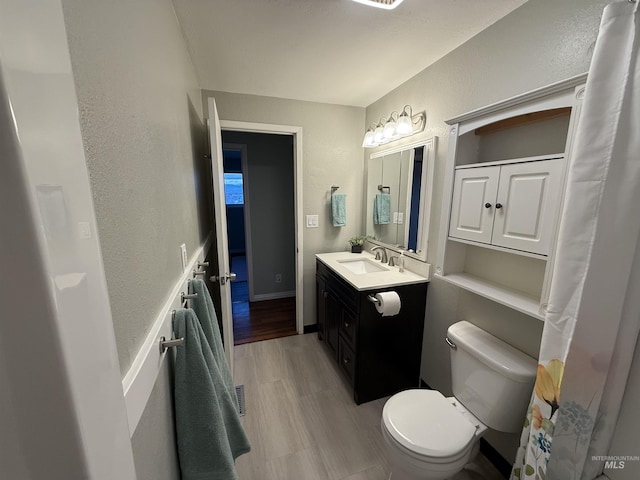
[398,251,405,273]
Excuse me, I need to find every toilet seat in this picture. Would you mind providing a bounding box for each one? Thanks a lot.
[382,389,478,460]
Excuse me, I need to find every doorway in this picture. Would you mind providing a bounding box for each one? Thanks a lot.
[222,132,297,345]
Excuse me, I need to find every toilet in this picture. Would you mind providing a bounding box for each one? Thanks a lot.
[381,321,537,480]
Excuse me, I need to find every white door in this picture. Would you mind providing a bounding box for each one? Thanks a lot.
[492,158,564,255]
[208,98,235,375]
[449,166,500,244]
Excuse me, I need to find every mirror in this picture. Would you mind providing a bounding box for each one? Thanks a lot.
[365,139,435,261]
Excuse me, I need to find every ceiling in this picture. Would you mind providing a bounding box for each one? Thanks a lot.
[172,0,528,107]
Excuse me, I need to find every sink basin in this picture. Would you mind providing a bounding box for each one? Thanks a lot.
[337,258,388,274]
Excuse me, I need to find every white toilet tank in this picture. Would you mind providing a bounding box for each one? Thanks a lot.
[447,321,537,433]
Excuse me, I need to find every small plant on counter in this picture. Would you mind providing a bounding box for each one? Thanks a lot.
[348,235,368,253]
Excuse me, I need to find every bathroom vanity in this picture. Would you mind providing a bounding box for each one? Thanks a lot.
[316,252,428,404]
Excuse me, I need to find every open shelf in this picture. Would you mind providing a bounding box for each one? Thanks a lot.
[437,272,545,321]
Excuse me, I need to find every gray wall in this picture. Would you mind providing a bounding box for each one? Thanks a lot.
[61,0,210,376]
[61,0,210,478]
[364,0,609,462]
[203,91,366,325]
[223,131,296,297]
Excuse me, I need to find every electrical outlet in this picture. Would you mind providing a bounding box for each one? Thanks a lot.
[180,244,188,272]
[275,274,282,283]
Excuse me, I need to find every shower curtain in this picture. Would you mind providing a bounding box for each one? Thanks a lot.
[511,2,640,479]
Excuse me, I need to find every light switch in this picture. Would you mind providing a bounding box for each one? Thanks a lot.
[397,212,404,224]
[393,212,399,224]
[306,214,319,228]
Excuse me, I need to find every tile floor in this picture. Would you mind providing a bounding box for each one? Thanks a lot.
[233,333,506,480]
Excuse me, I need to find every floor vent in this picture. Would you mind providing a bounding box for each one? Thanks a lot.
[236,385,246,416]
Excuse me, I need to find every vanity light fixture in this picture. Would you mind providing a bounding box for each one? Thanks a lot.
[362,105,425,148]
[351,0,406,10]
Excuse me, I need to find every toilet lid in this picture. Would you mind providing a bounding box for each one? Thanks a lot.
[382,390,477,458]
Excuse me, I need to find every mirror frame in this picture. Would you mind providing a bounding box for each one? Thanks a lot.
[366,136,437,262]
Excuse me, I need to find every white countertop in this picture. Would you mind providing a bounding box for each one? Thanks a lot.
[316,251,429,291]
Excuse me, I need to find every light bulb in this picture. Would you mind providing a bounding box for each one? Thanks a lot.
[396,114,412,135]
[373,124,384,144]
[362,130,375,147]
[383,119,396,139]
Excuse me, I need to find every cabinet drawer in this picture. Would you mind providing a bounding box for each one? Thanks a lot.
[340,308,357,348]
[316,260,359,313]
[338,337,356,386]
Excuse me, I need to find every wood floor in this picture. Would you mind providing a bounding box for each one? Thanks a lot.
[232,281,297,345]
[233,333,506,480]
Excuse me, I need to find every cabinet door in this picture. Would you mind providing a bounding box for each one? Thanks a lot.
[326,290,341,360]
[492,159,563,255]
[316,276,326,341]
[449,166,500,244]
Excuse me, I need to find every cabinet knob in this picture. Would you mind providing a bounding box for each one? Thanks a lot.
[343,357,350,365]
[495,203,503,209]
[484,203,492,208]
[323,290,328,299]
[344,322,349,328]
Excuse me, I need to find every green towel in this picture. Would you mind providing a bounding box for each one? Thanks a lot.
[331,193,347,227]
[173,309,251,480]
[374,193,391,225]
[188,279,234,397]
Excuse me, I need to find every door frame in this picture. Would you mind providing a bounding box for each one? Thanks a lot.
[221,143,257,301]
[220,120,304,335]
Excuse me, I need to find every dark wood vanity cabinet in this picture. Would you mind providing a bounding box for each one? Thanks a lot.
[316,259,427,404]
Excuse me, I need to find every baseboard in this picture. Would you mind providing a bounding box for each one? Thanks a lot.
[303,324,318,334]
[419,379,511,479]
[250,290,296,302]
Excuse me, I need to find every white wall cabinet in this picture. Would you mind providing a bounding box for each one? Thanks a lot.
[436,75,587,320]
[449,165,499,244]
[450,157,563,256]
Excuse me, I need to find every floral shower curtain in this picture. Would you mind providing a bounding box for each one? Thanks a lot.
[511,2,640,479]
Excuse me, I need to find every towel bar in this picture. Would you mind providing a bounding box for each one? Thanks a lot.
[159,335,185,353]
[331,185,339,193]
[197,261,209,268]
[193,269,206,278]
[181,292,198,302]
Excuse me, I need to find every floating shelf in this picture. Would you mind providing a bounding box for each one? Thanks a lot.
[437,272,545,321]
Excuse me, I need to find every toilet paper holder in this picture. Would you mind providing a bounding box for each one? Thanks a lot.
[367,295,380,305]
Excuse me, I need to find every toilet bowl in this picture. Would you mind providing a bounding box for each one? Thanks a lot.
[380,321,537,480]
[381,389,486,480]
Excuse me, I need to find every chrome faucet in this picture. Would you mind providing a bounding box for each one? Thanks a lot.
[371,246,387,263]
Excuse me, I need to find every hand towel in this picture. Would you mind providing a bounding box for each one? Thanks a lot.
[173,309,251,480]
[374,193,391,224]
[331,193,347,227]
[188,279,234,398]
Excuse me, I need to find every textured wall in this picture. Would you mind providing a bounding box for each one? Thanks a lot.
[364,0,609,462]
[61,0,211,375]
[61,0,211,477]
[222,131,296,297]
[203,91,365,325]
